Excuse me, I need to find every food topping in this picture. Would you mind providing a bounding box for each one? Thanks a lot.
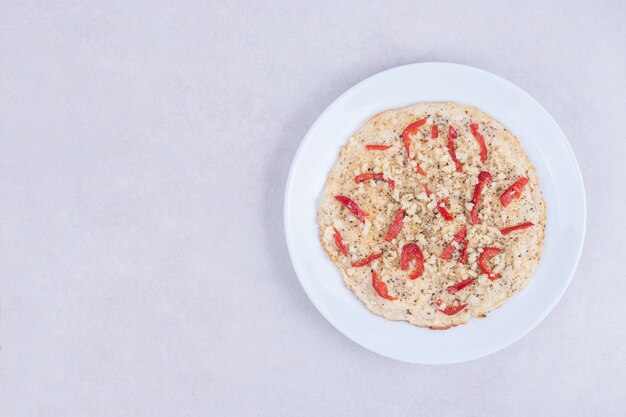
[470,171,492,224]
[352,252,383,267]
[402,119,427,175]
[459,240,469,264]
[424,185,453,221]
[335,195,368,223]
[478,247,502,280]
[372,270,397,300]
[385,209,406,242]
[447,125,463,172]
[401,243,425,280]
[446,278,474,294]
[354,172,395,189]
[365,144,392,151]
[401,119,426,157]
[500,177,529,207]
[431,124,439,139]
[333,227,348,256]
[470,122,488,163]
[441,225,467,259]
[436,300,468,315]
[500,221,534,235]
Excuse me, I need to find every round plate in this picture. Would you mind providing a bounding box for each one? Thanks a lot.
[284,62,586,364]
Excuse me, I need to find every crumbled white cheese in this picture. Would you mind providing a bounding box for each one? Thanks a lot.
[362,220,371,237]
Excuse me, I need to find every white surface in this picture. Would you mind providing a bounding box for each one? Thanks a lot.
[0,1,624,416]
[285,62,586,364]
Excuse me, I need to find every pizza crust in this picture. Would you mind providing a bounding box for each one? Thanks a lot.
[318,102,546,329]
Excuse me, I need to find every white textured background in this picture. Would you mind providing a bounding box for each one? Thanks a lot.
[1,1,624,416]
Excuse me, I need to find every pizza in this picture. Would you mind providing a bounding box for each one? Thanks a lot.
[318,102,546,329]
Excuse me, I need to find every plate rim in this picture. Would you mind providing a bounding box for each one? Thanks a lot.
[283,62,587,364]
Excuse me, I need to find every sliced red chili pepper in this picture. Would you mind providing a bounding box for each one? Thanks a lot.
[372,270,397,300]
[400,243,424,280]
[385,209,405,242]
[500,177,529,207]
[401,118,426,157]
[333,227,348,256]
[354,172,394,190]
[470,122,488,163]
[402,119,428,175]
[436,300,468,315]
[447,125,462,172]
[424,185,454,221]
[431,124,439,139]
[447,277,474,294]
[437,204,453,221]
[354,173,383,183]
[470,171,492,224]
[500,221,534,235]
[365,144,392,151]
[441,225,467,259]
[335,195,368,223]
[459,240,469,264]
[478,247,502,280]
[351,252,383,268]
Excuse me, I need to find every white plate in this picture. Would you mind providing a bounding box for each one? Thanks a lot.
[284,62,586,364]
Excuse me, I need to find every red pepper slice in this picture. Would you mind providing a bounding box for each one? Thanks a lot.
[354,172,394,189]
[431,124,439,139]
[402,119,428,175]
[446,277,474,294]
[459,240,469,264]
[436,300,468,315]
[334,195,368,223]
[400,243,424,280]
[333,227,348,256]
[500,221,534,235]
[351,252,383,268]
[447,125,463,172]
[354,173,383,183]
[500,177,529,207]
[401,118,426,157]
[470,122,488,163]
[478,247,502,280]
[441,225,467,259]
[424,185,454,221]
[385,209,406,242]
[437,203,453,221]
[470,171,492,224]
[365,144,392,151]
[372,270,397,300]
